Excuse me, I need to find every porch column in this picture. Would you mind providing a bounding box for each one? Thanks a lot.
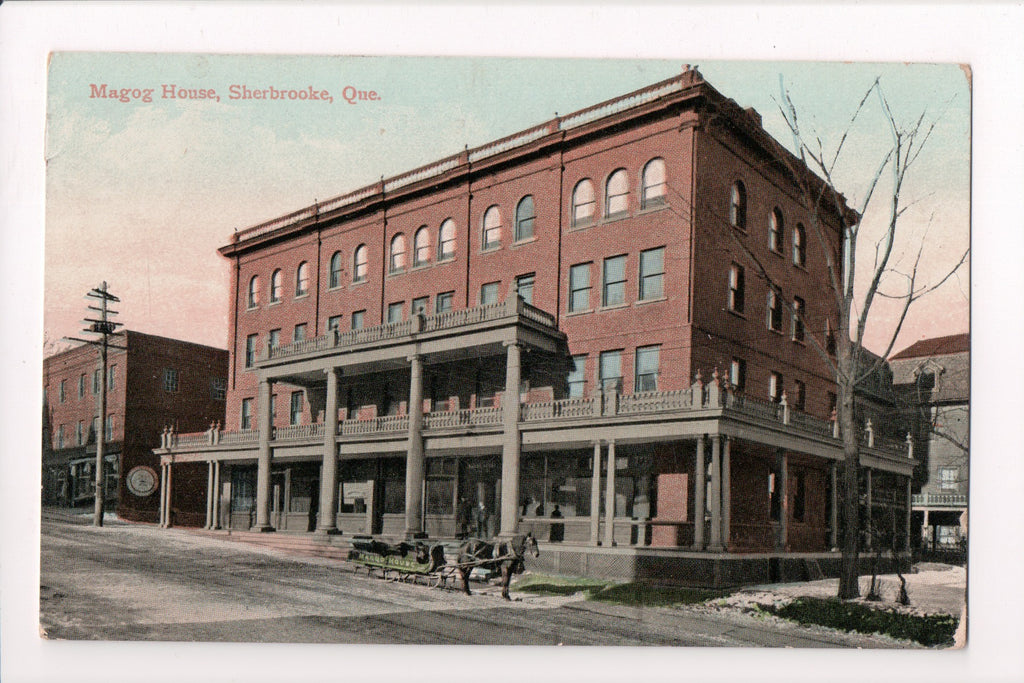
[708,436,722,551]
[603,440,617,547]
[904,475,912,552]
[205,460,215,529]
[255,378,275,532]
[721,436,731,550]
[405,353,425,537]
[865,467,873,551]
[499,342,523,537]
[165,463,174,528]
[212,460,222,530]
[317,367,341,535]
[590,441,602,545]
[778,451,788,550]
[159,464,167,527]
[693,437,706,550]
[830,463,839,549]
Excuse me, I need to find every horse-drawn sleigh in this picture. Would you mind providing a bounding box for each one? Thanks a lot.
[347,532,539,600]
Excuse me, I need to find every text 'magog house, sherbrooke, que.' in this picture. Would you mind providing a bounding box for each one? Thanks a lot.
[154,67,915,586]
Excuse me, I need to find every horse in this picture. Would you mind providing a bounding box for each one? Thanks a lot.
[456,532,539,600]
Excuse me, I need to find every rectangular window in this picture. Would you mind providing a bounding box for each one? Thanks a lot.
[793,473,806,522]
[59,380,66,403]
[92,417,99,441]
[480,281,500,306]
[599,350,623,393]
[104,415,114,441]
[639,247,665,300]
[767,287,783,332]
[245,334,258,367]
[268,328,281,352]
[352,310,366,330]
[163,367,179,393]
[515,273,535,305]
[77,421,84,445]
[568,355,586,398]
[293,323,307,342]
[108,365,117,391]
[792,296,805,342]
[728,263,745,314]
[240,398,253,430]
[91,369,100,395]
[211,377,227,401]
[326,316,341,333]
[568,263,591,312]
[828,391,838,416]
[78,374,85,398]
[769,371,784,403]
[290,391,303,426]
[270,394,276,420]
[387,302,404,323]
[794,380,806,411]
[57,424,65,449]
[412,296,430,315]
[634,345,660,392]
[826,318,837,355]
[939,467,958,490]
[602,255,626,307]
[435,291,454,314]
[730,358,746,391]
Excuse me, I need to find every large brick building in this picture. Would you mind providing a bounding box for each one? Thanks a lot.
[42,331,228,524]
[156,68,914,582]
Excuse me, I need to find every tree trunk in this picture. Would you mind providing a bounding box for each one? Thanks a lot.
[838,379,861,600]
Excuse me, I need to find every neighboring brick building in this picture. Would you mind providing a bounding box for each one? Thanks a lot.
[156,68,914,583]
[42,331,228,524]
[890,333,969,551]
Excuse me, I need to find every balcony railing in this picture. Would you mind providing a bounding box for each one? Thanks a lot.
[264,298,557,364]
[423,406,502,429]
[338,414,408,436]
[274,423,325,441]
[912,492,967,507]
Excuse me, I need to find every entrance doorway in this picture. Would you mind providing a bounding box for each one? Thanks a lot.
[460,456,500,537]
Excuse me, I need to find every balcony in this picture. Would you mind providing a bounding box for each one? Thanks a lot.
[912,492,968,508]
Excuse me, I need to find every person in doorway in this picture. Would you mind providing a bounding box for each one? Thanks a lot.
[456,497,472,539]
[549,504,564,542]
[475,500,489,538]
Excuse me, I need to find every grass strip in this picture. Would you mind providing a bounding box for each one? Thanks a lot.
[515,575,724,607]
[766,597,959,647]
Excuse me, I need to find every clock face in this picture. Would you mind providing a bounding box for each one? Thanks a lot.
[126,466,158,497]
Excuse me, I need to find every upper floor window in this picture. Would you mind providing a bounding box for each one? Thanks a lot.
[729,181,747,230]
[515,195,536,241]
[77,421,84,445]
[293,323,307,342]
[515,273,535,305]
[639,247,665,300]
[57,424,65,449]
[353,244,369,283]
[939,467,958,490]
[438,219,456,260]
[389,234,407,273]
[792,296,805,342]
[767,286,783,332]
[602,255,627,307]
[769,371,784,403]
[92,369,101,395]
[436,291,454,314]
[59,379,66,403]
[482,206,502,250]
[412,296,430,316]
[728,263,745,314]
[568,262,591,312]
[268,328,281,352]
[826,319,837,356]
[641,158,666,208]
[793,379,806,411]
[270,269,283,303]
[768,208,784,253]
[247,275,260,308]
[635,345,660,392]
[245,334,258,368]
[730,358,747,391]
[108,365,116,391]
[480,281,501,306]
[572,179,596,226]
[240,398,253,430]
[295,262,310,297]
[599,350,623,393]
[605,169,629,217]
[163,367,179,393]
[326,315,341,333]
[329,251,343,288]
[211,377,227,401]
[290,391,304,426]
[78,374,86,398]
[568,355,586,398]
[351,310,365,330]
[387,302,404,323]
[793,222,807,267]
[104,414,115,441]
[414,227,431,266]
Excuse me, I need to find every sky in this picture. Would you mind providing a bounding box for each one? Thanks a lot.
[44,55,970,357]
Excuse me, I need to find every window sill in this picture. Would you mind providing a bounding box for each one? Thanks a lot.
[511,236,539,249]
[480,245,501,254]
[600,212,631,226]
[635,296,667,307]
[350,279,368,288]
[386,269,407,279]
[245,305,259,312]
[268,300,282,307]
[637,202,669,216]
[569,219,596,231]
[768,327,784,335]
[437,255,456,264]
[294,293,309,300]
[327,285,343,293]
[598,303,630,312]
[410,263,432,272]
[727,308,746,320]
[769,248,784,258]
[792,262,808,273]
[564,308,593,318]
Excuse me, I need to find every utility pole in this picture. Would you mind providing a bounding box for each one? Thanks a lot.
[66,282,124,527]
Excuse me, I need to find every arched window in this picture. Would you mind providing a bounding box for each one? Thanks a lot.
[571,179,596,226]
[437,218,456,260]
[270,269,283,303]
[413,227,431,266]
[353,244,368,283]
[793,222,806,267]
[329,251,343,289]
[247,275,260,308]
[729,181,747,230]
[389,234,407,273]
[769,208,785,253]
[295,261,309,297]
[641,158,666,208]
[605,169,629,216]
[515,195,535,241]
[482,206,501,249]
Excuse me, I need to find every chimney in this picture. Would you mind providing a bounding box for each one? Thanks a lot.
[745,107,762,127]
